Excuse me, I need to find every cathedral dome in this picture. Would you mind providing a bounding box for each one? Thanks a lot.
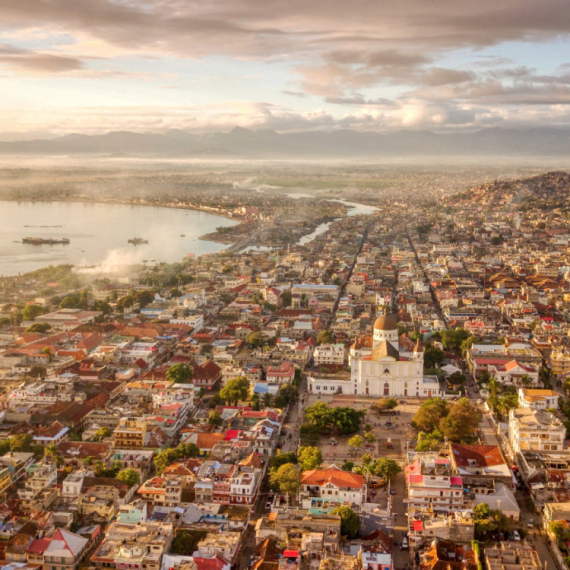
[373,314,398,331]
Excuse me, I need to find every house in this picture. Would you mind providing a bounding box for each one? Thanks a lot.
[114,417,147,449]
[486,360,539,387]
[449,444,512,488]
[418,539,477,570]
[300,465,367,509]
[43,528,90,570]
[193,360,222,389]
[508,408,566,454]
[266,361,296,385]
[518,388,560,410]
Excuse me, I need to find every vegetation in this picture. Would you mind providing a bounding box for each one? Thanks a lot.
[94,427,112,442]
[208,410,223,426]
[116,468,140,487]
[25,322,51,333]
[416,429,444,451]
[371,398,399,413]
[473,503,509,539]
[369,457,401,480]
[165,363,193,384]
[331,506,360,538]
[153,442,200,474]
[297,446,323,471]
[347,435,365,454]
[304,403,365,436]
[170,530,208,556]
[269,452,298,469]
[439,398,482,441]
[274,383,298,408]
[219,376,250,406]
[316,330,334,345]
[269,463,300,498]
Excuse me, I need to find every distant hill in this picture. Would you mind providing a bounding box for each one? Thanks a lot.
[453,171,570,206]
[3,127,570,157]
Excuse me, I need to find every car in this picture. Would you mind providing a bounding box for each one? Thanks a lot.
[390,488,396,495]
[498,532,505,541]
[265,501,272,510]
[401,535,409,550]
[527,519,534,529]
[512,530,521,541]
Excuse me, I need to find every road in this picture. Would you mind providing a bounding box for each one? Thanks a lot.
[391,471,410,570]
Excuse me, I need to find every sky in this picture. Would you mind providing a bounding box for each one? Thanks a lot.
[2,0,570,138]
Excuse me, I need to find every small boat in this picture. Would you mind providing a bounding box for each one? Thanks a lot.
[180,234,186,237]
[128,237,148,245]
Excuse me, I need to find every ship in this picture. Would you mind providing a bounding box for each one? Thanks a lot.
[23,237,70,245]
[128,237,149,245]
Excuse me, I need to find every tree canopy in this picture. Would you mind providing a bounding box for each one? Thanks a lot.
[331,506,360,538]
[208,410,223,426]
[316,330,334,345]
[274,383,298,408]
[269,463,300,497]
[412,398,450,432]
[270,452,298,469]
[304,403,365,435]
[297,446,323,471]
[439,398,482,441]
[116,468,140,487]
[473,503,509,539]
[166,363,193,384]
[369,457,401,480]
[219,376,250,406]
[371,398,399,413]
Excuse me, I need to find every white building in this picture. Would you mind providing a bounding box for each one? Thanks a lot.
[300,465,367,509]
[314,344,345,366]
[349,314,442,398]
[518,389,560,411]
[508,408,566,454]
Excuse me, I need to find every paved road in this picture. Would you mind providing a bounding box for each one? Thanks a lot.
[479,413,500,447]
[391,471,410,570]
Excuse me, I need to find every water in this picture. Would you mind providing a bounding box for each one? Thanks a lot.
[293,197,378,244]
[0,201,238,275]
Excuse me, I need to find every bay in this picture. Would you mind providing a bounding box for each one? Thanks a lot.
[0,201,238,276]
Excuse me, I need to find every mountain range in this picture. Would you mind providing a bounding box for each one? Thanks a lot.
[2,127,570,158]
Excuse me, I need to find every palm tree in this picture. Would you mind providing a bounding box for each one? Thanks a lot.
[44,444,63,466]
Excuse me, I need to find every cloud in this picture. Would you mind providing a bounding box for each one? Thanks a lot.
[419,68,476,87]
[0,42,83,72]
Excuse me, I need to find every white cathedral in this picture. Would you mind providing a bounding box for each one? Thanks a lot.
[308,314,441,398]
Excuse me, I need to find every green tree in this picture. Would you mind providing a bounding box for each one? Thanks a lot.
[166,363,193,384]
[416,429,444,452]
[331,506,360,539]
[262,392,273,409]
[364,431,376,443]
[269,463,300,499]
[116,468,140,487]
[44,444,63,466]
[297,446,323,471]
[274,383,299,408]
[176,443,200,458]
[220,376,250,406]
[473,503,509,539]
[447,371,466,387]
[153,448,181,475]
[9,434,33,452]
[246,331,266,349]
[29,365,47,378]
[25,323,51,334]
[440,328,471,351]
[521,374,533,388]
[361,453,373,466]
[412,398,450,432]
[348,435,364,454]
[21,304,48,321]
[270,452,298,469]
[371,398,399,413]
[439,398,482,441]
[370,457,401,480]
[317,330,334,345]
[304,403,364,436]
[342,461,354,471]
[208,410,223,427]
[94,427,112,442]
[251,393,261,411]
[424,345,445,368]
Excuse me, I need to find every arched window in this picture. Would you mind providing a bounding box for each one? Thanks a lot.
[384,368,390,374]
[383,382,389,396]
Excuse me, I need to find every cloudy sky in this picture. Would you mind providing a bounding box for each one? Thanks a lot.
[2,0,570,138]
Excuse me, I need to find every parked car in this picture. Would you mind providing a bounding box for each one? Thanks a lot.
[498,532,505,541]
[390,488,396,495]
[527,519,534,529]
[512,530,521,541]
[401,535,409,550]
[265,501,272,510]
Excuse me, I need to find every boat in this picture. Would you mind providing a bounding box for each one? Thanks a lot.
[128,237,148,245]
[180,234,186,237]
[23,237,70,245]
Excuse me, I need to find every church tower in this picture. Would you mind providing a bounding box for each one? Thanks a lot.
[372,313,399,351]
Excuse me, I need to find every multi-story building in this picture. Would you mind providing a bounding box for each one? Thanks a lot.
[137,476,184,507]
[114,417,147,449]
[508,408,566,453]
[17,461,57,502]
[313,344,345,366]
[549,347,570,379]
[406,454,469,514]
[230,467,262,505]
